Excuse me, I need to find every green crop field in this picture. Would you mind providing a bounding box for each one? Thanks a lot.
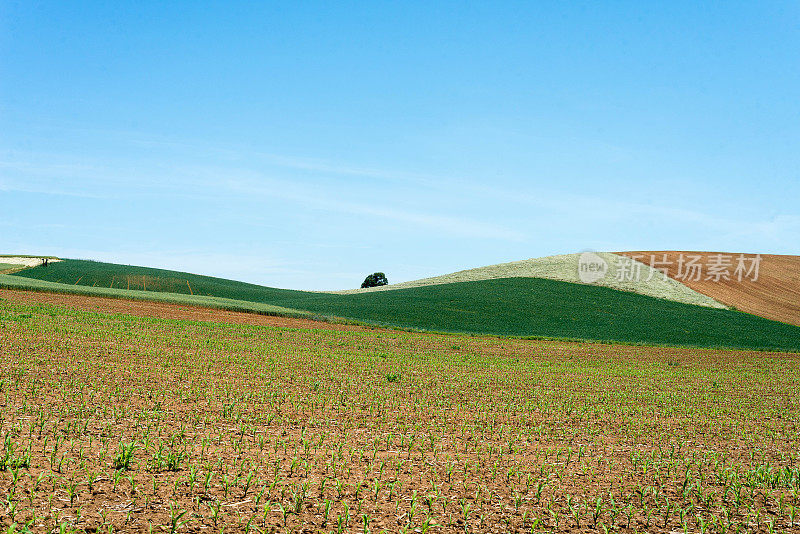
[10,259,307,301]
[9,259,800,351]
[267,278,800,351]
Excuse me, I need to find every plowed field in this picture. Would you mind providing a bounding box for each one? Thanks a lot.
[622,252,800,326]
[1,290,799,533]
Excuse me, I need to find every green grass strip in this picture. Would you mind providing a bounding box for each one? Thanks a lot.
[0,274,313,319]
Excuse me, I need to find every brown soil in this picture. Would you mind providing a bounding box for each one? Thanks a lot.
[620,251,800,326]
[1,288,799,533]
[0,288,375,332]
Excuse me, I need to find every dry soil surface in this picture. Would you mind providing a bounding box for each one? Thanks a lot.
[621,251,800,326]
[0,289,373,332]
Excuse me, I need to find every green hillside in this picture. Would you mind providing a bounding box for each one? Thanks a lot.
[11,259,307,300]
[9,259,800,351]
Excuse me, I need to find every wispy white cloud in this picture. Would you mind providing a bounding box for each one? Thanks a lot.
[218,177,526,241]
[42,127,443,187]
[457,179,800,251]
[0,175,109,199]
[3,141,797,252]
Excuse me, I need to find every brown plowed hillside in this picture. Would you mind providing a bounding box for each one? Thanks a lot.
[620,251,800,326]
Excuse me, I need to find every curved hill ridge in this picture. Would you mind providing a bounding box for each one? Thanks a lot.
[621,251,800,326]
[332,252,727,309]
[5,256,799,350]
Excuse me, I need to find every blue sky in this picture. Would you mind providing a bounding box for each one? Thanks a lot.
[1,1,798,290]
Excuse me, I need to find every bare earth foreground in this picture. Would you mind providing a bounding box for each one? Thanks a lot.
[1,289,799,533]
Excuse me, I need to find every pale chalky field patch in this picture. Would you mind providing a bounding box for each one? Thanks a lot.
[333,252,727,309]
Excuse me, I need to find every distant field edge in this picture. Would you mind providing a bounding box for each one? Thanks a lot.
[319,320,800,354]
[0,274,316,320]
[326,314,800,354]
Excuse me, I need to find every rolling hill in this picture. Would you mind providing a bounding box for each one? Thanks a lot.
[330,252,726,308]
[5,256,800,351]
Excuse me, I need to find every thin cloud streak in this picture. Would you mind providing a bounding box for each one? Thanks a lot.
[0,178,108,199]
[219,178,526,242]
[3,146,797,251]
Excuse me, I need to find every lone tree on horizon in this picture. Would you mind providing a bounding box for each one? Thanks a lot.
[361,272,388,288]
